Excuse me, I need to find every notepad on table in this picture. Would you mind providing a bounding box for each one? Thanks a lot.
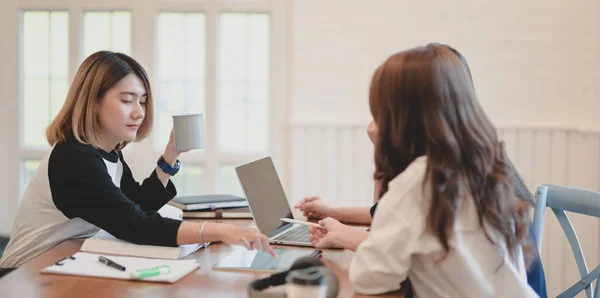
[80,204,207,259]
[42,252,199,283]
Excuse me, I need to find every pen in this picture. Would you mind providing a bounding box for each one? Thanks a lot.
[130,265,171,279]
[98,256,126,271]
[310,250,323,259]
[279,218,325,229]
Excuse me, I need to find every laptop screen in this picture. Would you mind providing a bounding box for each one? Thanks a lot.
[235,157,294,237]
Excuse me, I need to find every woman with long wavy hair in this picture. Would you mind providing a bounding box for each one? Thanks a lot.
[346,43,538,297]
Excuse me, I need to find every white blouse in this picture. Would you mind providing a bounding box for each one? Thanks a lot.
[349,156,538,298]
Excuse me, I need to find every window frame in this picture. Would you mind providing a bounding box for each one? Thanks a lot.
[81,9,132,60]
[13,0,288,208]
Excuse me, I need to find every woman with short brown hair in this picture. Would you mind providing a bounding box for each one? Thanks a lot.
[0,51,274,270]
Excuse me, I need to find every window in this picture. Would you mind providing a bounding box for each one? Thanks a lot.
[155,13,206,150]
[218,13,269,153]
[22,11,69,149]
[170,164,205,197]
[21,160,42,195]
[10,2,285,229]
[216,165,244,197]
[83,11,131,58]
[156,12,271,196]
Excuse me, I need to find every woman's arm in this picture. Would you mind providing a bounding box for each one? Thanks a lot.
[119,153,177,211]
[177,222,276,256]
[119,131,181,210]
[328,206,372,225]
[309,219,369,251]
[327,180,383,224]
[51,146,276,256]
[335,228,369,252]
[50,145,182,246]
[155,129,185,186]
[155,148,179,186]
[348,192,415,295]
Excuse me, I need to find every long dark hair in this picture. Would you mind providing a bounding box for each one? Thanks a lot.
[369,43,530,263]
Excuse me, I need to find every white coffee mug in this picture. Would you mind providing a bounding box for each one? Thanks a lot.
[172,113,205,151]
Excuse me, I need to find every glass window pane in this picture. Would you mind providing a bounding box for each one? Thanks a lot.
[83,11,131,59]
[111,12,131,55]
[217,97,245,151]
[23,12,49,77]
[158,13,185,80]
[247,14,269,82]
[50,12,69,77]
[156,13,206,150]
[83,12,110,57]
[247,101,269,152]
[170,164,205,197]
[186,14,206,81]
[50,78,69,118]
[23,78,50,148]
[220,14,245,82]
[21,160,42,197]
[22,11,68,148]
[216,166,244,197]
[218,13,269,153]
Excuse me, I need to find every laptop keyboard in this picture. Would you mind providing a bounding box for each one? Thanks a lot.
[273,225,310,243]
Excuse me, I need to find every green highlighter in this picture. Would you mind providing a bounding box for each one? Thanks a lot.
[130,265,171,279]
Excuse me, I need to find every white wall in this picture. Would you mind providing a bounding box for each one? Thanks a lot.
[290,0,600,128]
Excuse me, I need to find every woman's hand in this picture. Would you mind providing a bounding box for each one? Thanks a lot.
[294,196,332,219]
[308,217,348,249]
[216,224,278,257]
[162,128,188,165]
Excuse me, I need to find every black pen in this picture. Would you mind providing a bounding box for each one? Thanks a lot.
[310,250,323,259]
[98,256,126,271]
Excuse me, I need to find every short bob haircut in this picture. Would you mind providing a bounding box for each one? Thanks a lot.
[46,51,153,151]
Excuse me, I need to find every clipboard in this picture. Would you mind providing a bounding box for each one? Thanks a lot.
[41,252,200,283]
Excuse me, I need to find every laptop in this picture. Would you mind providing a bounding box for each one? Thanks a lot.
[235,156,312,247]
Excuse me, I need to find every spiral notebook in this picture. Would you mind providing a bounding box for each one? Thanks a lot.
[41,252,200,283]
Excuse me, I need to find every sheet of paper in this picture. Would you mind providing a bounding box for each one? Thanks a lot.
[42,252,200,283]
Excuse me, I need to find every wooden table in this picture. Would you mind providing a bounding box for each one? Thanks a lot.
[0,219,402,298]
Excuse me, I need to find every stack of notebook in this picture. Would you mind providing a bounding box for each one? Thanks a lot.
[167,194,253,219]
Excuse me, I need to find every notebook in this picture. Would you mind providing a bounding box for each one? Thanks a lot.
[168,194,248,211]
[81,230,206,260]
[41,252,199,283]
[183,207,253,219]
[213,248,322,273]
[80,204,207,259]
